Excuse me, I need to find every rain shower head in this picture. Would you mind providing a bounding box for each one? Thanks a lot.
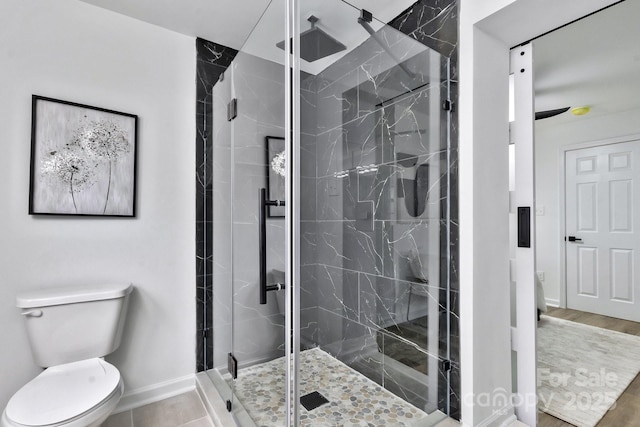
[276,15,346,62]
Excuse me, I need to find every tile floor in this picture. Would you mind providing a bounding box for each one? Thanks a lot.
[102,390,213,427]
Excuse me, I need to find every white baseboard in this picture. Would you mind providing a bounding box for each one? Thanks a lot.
[113,374,196,414]
[545,298,560,308]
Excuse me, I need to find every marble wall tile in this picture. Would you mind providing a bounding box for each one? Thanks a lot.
[342,221,384,275]
[315,127,345,179]
[196,38,238,371]
[316,265,359,321]
[300,306,319,348]
[300,177,317,222]
[300,264,319,309]
[300,221,318,267]
[390,1,460,415]
[231,313,285,362]
[197,41,237,68]
[390,0,458,60]
[359,273,410,330]
[212,272,232,370]
[300,132,317,179]
[314,221,347,270]
[341,110,383,169]
[315,69,358,135]
[315,175,353,221]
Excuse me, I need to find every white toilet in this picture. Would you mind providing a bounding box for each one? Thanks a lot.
[1,283,133,427]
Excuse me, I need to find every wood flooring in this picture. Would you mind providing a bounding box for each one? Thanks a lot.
[538,307,640,427]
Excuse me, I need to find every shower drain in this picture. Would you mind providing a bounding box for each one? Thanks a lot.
[300,391,330,411]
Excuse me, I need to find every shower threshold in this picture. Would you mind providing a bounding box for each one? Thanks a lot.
[202,347,447,427]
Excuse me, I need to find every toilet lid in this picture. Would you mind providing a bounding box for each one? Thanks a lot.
[6,358,120,426]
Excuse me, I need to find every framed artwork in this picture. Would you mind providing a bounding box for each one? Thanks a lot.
[29,95,138,217]
[266,136,285,217]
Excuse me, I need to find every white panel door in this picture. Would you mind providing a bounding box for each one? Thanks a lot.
[565,140,640,321]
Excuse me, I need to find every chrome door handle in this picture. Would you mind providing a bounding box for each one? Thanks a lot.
[21,310,43,317]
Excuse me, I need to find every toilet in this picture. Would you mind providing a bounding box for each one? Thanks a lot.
[1,283,133,427]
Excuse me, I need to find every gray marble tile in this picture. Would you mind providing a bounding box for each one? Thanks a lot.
[342,221,383,275]
[300,264,319,309]
[300,176,317,221]
[314,221,347,269]
[300,132,317,179]
[300,221,318,266]
[300,88,318,137]
[300,306,319,348]
[315,265,359,321]
[212,273,232,370]
[315,174,355,221]
[230,313,285,362]
[315,127,346,179]
[316,69,358,134]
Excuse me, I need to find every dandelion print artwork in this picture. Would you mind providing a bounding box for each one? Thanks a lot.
[29,96,137,216]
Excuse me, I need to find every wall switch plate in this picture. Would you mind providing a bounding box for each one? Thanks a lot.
[537,271,545,281]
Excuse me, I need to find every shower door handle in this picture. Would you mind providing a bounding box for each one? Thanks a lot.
[259,188,286,305]
[259,188,268,305]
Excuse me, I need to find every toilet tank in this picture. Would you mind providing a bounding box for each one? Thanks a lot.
[16,283,133,367]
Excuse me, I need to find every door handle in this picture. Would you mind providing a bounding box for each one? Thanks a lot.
[566,236,583,242]
[517,207,531,248]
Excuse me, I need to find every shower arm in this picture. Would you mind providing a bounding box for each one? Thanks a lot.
[259,188,286,305]
[357,11,416,80]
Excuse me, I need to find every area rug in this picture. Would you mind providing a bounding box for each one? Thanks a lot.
[537,315,640,427]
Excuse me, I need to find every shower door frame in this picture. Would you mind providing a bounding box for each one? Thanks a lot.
[205,1,457,425]
[284,0,301,424]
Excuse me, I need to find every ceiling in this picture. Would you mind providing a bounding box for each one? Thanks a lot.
[77,0,640,123]
[78,0,270,50]
[533,0,640,126]
[79,0,416,75]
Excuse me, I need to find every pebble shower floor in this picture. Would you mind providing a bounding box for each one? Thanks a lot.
[227,348,430,426]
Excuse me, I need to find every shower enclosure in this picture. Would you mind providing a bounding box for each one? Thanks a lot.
[207,0,458,425]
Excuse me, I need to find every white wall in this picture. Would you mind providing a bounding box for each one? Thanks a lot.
[0,0,195,410]
[535,108,640,306]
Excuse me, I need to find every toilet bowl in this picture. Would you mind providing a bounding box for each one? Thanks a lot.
[2,283,132,427]
[1,358,123,427]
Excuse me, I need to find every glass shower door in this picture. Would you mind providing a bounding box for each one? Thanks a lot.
[208,0,457,425]
[295,0,453,424]
[210,52,234,413]
[223,1,291,425]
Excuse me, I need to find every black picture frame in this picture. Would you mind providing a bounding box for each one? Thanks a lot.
[266,136,285,218]
[29,95,138,217]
